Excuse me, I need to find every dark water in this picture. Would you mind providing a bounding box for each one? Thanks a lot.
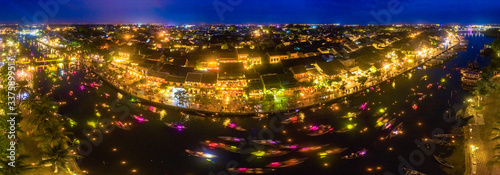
[24,36,495,175]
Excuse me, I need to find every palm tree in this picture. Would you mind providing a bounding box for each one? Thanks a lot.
[0,155,37,175]
[39,143,82,174]
[25,96,59,134]
[35,121,73,152]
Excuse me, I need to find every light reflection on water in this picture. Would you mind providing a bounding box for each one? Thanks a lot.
[20,36,495,175]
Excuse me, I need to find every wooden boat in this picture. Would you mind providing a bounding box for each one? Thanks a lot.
[114,121,131,130]
[165,122,186,130]
[307,128,334,136]
[298,144,329,153]
[252,140,281,146]
[402,167,427,175]
[433,134,460,138]
[279,144,299,150]
[185,149,217,158]
[341,149,367,159]
[340,112,360,119]
[424,138,457,147]
[336,124,357,133]
[227,168,274,174]
[227,123,247,131]
[318,147,348,157]
[218,136,245,143]
[310,106,321,112]
[266,158,307,168]
[284,110,298,115]
[251,150,289,157]
[280,116,299,124]
[131,115,148,122]
[200,141,240,153]
[433,155,454,168]
[387,122,403,139]
[382,118,396,130]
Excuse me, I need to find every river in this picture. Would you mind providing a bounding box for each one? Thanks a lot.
[19,35,495,175]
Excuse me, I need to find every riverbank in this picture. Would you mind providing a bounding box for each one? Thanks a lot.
[82,43,458,116]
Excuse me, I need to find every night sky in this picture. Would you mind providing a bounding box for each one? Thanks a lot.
[0,0,499,24]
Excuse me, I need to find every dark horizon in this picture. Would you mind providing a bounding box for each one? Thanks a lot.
[1,0,499,25]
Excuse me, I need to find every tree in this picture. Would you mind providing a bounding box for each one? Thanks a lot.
[357,76,368,85]
[492,39,500,55]
[0,155,36,175]
[35,121,73,152]
[25,96,59,134]
[333,76,342,83]
[174,90,188,106]
[340,84,346,92]
[263,93,275,102]
[39,143,82,174]
[489,122,500,165]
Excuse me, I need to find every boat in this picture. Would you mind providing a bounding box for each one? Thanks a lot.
[310,106,321,112]
[433,134,460,138]
[284,110,298,115]
[185,149,217,158]
[252,140,281,146]
[403,167,427,175]
[307,127,334,136]
[433,155,454,168]
[418,94,427,101]
[341,149,367,159]
[382,118,396,130]
[114,121,131,130]
[252,113,266,119]
[298,144,329,153]
[460,60,481,90]
[227,123,247,132]
[426,84,433,88]
[251,150,289,157]
[318,147,348,157]
[201,141,240,153]
[165,122,186,130]
[359,102,368,110]
[375,114,390,127]
[423,138,457,147]
[340,112,360,119]
[280,116,299,124]
[336,124,357,133]
[387,123,403,139]
[412,101,418,110]
[227,168,274,174]
[266,158,307,168]
[307,125,334,136]
[218,136,245,143]
[131,115,148,122]
[329,103,340,110]
[279,144,299,150]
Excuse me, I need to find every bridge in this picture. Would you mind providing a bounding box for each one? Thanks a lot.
[458,32,485,37]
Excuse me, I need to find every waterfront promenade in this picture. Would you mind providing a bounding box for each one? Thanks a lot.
[83,44,458,116]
